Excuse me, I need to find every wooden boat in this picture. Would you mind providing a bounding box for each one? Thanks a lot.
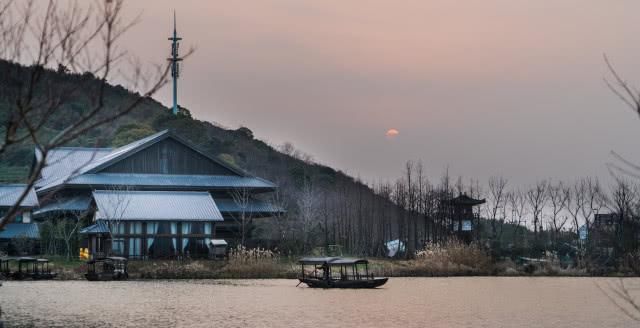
[298,257,388,289]
[0,257,11,280]
[7,257,57,280]
[85,257,128,281]
[32,259,57,280]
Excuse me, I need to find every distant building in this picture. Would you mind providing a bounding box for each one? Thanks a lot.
[24,130,281,259]
[445,193,485,244]
[0,184,40,255]
[586,213,640,257]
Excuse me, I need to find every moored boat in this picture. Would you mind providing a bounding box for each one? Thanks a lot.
[85,257,128,281]
[5,257,57,280]
[32,259,57,280]
[298,257,388,289]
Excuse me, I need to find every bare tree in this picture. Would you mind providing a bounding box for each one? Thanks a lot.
[580,177,607,236]
[608,178,639,254]
[230,187,254,247]
[486,176,508,243]
[98,185,133,256]
[507,189,527,247]
[526,180,549,242]
[296,180,319,253]
[547,181,570,246]
[567,180,586,240]
[57,207,88,261]
[0,0,193,229]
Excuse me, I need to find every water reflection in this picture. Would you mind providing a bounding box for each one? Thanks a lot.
[1,278,638,327]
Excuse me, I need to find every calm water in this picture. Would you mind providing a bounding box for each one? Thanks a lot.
[0,277,638,327]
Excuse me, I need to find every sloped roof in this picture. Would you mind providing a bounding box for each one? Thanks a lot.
[93,190,224,221]
[447,193,486,206]
[215,198,284,214]
[0,184,39,207]
[33,195,92,217]
[79,130,247,176]
[37,173,276,193]
[36,130,266,193]
[0,223,40,239]
[79,221,110,234]
[35,147,112,188]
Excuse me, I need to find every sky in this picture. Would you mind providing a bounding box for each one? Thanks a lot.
[114,0,640,187]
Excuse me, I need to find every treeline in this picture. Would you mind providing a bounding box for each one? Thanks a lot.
[255,157,640,273]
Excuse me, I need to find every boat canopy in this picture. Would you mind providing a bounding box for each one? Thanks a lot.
[298,257,368,265]
[86,256,128,264]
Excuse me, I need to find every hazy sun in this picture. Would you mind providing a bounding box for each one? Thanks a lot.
[385,128,399,138]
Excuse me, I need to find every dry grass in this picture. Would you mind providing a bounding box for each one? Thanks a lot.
[370,241,494,277]
[131,247,297,279]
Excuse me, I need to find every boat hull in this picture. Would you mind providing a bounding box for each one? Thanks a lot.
[299,277,388,289]
[85,272,128,281]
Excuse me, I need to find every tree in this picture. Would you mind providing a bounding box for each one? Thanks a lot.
[507,189,527,249]
[486,176,508,244]
[230,187,254,248]
[567,179,586,241]
[526,180,549,243]
[99,185,133,256]
[0,0,193,230]
[296,180,319,253]
[547,181,570,247]
[608,178,638,254]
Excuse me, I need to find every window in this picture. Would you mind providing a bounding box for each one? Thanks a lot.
[129,238,142,257]
[129,222,142,235]
[112,239,125,255]
[110,223,126,235]
[147,222,159,235]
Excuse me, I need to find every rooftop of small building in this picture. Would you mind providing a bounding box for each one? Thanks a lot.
[0,184,39,208]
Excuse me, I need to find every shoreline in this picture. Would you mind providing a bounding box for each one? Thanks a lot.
[7,258,634,281]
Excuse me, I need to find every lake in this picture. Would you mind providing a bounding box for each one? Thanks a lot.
[0,277,638,327]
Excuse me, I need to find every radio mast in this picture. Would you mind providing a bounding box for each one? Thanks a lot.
[168,11,183,115]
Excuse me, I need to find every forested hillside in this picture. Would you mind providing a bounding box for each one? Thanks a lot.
[0,59,409,256]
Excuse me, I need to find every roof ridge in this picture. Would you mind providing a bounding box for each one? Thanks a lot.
[51,147,113,150]
[93,189,211,194]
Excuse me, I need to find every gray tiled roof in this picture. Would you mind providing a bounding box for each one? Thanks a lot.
[35,130,275,193]
[39,173,276,192]
[33,195,92,217]
[93,190,224,221]
[79,221,110,234]
[214,198,284,214]
[0,223,40,239]
[0,184,39,207]
[78,130,169,174]
[35,147,112,188]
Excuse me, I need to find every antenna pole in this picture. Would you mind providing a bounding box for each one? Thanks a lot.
[168,11,183,115]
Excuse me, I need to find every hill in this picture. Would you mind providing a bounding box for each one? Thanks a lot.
[0,59,404,256]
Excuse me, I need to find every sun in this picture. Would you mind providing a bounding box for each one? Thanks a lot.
[385,128,399,138]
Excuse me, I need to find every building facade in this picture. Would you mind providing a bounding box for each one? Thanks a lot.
[30,130,281,259]
[0,184,40,255]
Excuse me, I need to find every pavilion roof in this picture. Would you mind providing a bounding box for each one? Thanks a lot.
[447,193,486,206]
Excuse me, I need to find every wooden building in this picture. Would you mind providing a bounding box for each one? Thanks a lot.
[445,193,485,244]
[0,185,40,255]
[32,130,282,259]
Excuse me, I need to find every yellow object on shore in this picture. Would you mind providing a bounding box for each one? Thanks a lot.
[79,248,90,260]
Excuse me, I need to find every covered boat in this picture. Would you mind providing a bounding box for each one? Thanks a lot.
[5,257,57,280]
[298,257,388,288]
[85,257,128,281]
